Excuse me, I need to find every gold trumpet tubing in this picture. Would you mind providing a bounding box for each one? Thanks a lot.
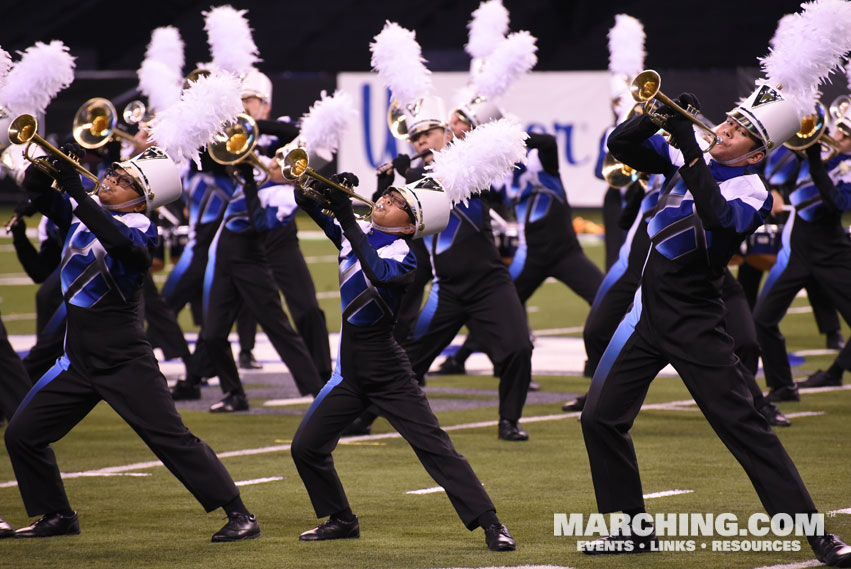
[649,91,721,151]
[305,169,376,210]
[26,137,100,188]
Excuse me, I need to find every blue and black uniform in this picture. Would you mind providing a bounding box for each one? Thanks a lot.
[5,165,243,518]
[291,197,497,530]
[581,113,815,518]
[198,169,322,399]
[754,147,851,392]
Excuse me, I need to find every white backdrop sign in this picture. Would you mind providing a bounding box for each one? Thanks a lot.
[337,71,613,207]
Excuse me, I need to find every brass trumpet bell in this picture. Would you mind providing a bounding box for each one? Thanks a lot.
[387,100,409,140]
[208,113,273,186]
[281,147,376,219]
[630,69,721,152]
[783,102,839,159]
[602,152,639,188]
[9,114,100,191]
[829,95,851,137]
[122,100,148,125]
[73,97,137,149]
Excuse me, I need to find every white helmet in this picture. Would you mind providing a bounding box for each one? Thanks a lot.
[241,68,272,104]
[115,146,182,212]
[404,95,448,138]
[727,84,801,151]
[392,176,451,239]
[453,95,503,130]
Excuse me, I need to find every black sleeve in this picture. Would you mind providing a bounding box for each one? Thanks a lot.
[373,171,394,202]
[13,231,61,283]
[256,119,300,143]
[525,132,559,177]
[607,114,669,174]
[806,148,844,213]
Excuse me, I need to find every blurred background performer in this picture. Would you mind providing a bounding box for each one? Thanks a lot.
[439,26,602,377]
[597,14,647,270]
[291,118,526,551]
[580,4,851,564]
[6,145,259,542]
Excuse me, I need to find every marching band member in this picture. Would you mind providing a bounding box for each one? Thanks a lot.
[291,118,526,551]
[580,4,851,563]
[5,145,259,542]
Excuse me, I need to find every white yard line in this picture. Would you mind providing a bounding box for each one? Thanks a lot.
[784,411,826,419]
[786,306,814,315]
[643,489,694,499]
[235,476,284,487]
[262,396,315,407]
[753,561,823,569]
[406,486,445,495]
[829,508,851,515]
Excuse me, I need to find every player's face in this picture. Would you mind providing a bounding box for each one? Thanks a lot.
[709,118,764,165]
[371,189,415,233]
[449,112,472,139]
[99,167,146,212]
[830,126,851,153]
[242,96,270,121]
[409,126,449,163]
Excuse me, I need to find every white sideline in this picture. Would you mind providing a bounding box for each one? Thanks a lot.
[235,476,284,487]
[406,486,445,495]
[753,561,824,569]
[643,489,694,499]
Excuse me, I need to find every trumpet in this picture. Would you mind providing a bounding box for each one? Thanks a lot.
[631,69,721,152]
[784,102,840,160]
[829,95,851,137]
[602,152,640,188]
[208,113,275,186]
[122,100,149,125]
[8,114,100,192]
[387,100,408,140]
[281,148,376,219]
[73,97,139,150]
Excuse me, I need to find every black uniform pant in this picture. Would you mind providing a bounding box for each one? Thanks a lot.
[603,186,625,271]
[201,230,322,396]
[4,355,240,516]
[393,239,432,345]
[581,294,815,517]
[754,249,851,389]
[407,277,532,421]
[233,225,332,380]
[291,372,495,529]
[143,273,190,361]
[0,316,33,422]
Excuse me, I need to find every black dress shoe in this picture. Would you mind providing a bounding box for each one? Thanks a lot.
[299,516,360,541]
[498,419,529,441]
[563,393,587,412]
[797,369,843,388]
[341,416,372,437]
[211,513,260,542]
[15,511,80,538]
[582,530,659,555]
[484,523,516,551]
[238,351,262,370]
[210,392,249,413]
[810,533,851,567]
[434,355,466,375]
[528,380,541,391]
[758,402,791,427]
[826,331,847,351]
[766,384,800,402]
[0,515,14,538]
[170,380,201,401]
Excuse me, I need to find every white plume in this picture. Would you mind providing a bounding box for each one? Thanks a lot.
[146,72,243,168]
[0,47,11,91]
[138,59,183,113]
[145,26,185,72]
[203,5,261,76]
[370,21,432,108]
[768,13,796,50]
[427,118,528,204]
[760,0,851,117]
[608,14,645,78]
[472,31,537,100]
[298,90,358,155]
[0,41,75,116]
[465,0,510,60]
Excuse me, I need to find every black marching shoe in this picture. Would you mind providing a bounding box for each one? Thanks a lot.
[758,401,791,427]
[797,369,843,388]
[498,418,529,441]
[810,533,851,567]
[340,416,372,437]
[299,516,360,541]
[435,355,466,375]
[238,351,263,370]
[210,391,249,413]
[170,380,201,401]
[562,394,586,412]
[0,515,14,538]
[766,384,800,403]
[826,331,846,351]
[528,380,541,392]
[484,523,516,551]
[211,513,260,542]
[582,529,659,555]
[15,511,80,538]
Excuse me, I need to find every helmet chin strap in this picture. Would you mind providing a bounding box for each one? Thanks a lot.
[370,220,416,235]
[100,195,147,211]
[714,145,765,167]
